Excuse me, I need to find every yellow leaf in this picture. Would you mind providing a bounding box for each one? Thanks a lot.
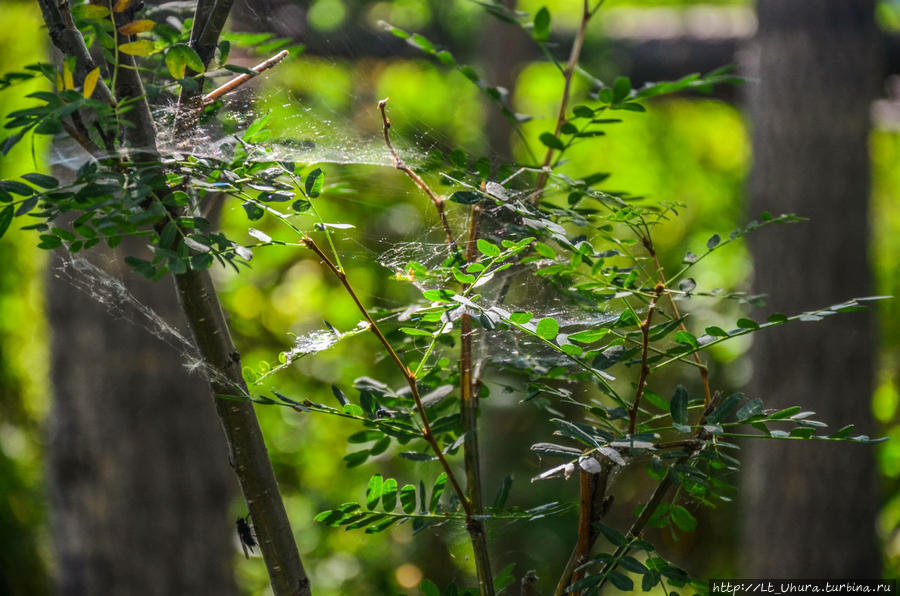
[63,64,74,91]
[113,0,133,13]
[72,5,109,19]
[118,19,155,35]
[56,72,63,90]
[83,67,100,99]
[118,40,158,56]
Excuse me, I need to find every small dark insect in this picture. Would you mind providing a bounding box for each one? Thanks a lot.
[236,514,257,559]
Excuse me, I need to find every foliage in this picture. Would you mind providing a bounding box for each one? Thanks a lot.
[1,1,887,595]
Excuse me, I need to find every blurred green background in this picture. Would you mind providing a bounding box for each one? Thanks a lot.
[1,0,899,594]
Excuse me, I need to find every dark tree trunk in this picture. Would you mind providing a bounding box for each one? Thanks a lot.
[741,0,881,577]
[47,242,237,596]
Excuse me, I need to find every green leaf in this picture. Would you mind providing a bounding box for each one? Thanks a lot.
[452,268,476,284]
[704,326,729,337]
[670,505,697,532]
[477,238,501,257]
[769,406,801,420]
[243,112,271,143]
[567,329,609,344]
[619,555,649,575]
[593,520,628,547]
[366,474,383,510]
[0,205,13,240]
[534,242,555,259]
[411,33,435,53]
[539,132,564,151]
[612,76,631,103]
[535,317,559,340]
[493,475,513,509]
[674,330,699,349]
[165,44,205,78]
[429,473,447,512]
[643,388,669,411]
[420,579,440,596]
[399,484,417,513]
[22,172,58,188]
[242,202,264,221]
[608,570,634,591]
[642,570,661,591]
[533,7,551,42]
[509,311,533,324]
[0,180,34,196]
[305,168,324,198]
[291,199,311,212]
[736,317,759,330]
[735,398,764,421]
[829,424,855,439]
[400,327,434,337]
[670,386,688,426]
[706,393,742,424]
[449,190,482,205]
[381,478,398,511]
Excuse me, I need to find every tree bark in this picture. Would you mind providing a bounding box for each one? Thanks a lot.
[741,0,881,577]
[47,243,237,596]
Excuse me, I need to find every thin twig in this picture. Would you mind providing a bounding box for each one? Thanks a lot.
[459,205,494,596]
[553,462,613,596]
[531,0,591,204]
[592,453,694,592]
[628,280,665,435]
[378,98,459,254]
[302,237,472,518]
[648,244,713,407]
[202,50,290,105]
[60,119,103,157]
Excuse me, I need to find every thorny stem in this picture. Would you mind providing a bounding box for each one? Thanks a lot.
[460,205,495,596]
[531,0,591,204]
[301,237,473,518]
[378,98,460,254]
[629,280,665,435]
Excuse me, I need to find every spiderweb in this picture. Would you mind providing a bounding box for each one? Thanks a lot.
[46,0,630,407]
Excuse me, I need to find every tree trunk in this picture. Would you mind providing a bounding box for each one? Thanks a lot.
[47,242,237,596]
[741,0,881,577]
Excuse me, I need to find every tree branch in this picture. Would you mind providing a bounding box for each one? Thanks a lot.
[460,205,494,596]
[531,0,592,204]
[649,244,712,407]
[553,462,613,596]
[36,3,309,592]
[201,50,289,105]
[301,237,472,516]
[378,98,459,254]
[174,271,309,596]
[629,281,665,434]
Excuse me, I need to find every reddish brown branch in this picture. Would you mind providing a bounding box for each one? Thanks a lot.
[378,98,459,254]
[302,237,472,518]
[201,50,290,105]
[629,281,664,434]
